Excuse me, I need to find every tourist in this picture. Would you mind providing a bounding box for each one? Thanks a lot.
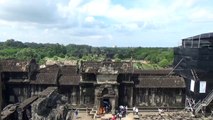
[133,106,136,115]
[125,106,128,115]
[158,108,164,116]
[111,114,116,120]
[119,105,124,111]
[105,105,109,113]
[66,111,72,120]
[135,107,138,115]
[116,111,120,118]
[123,106,126,117]
[86,107,89,115]
[118,112,122,120]
[75,109,79,119]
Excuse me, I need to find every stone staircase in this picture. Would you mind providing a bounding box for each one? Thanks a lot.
[193,89,213,115]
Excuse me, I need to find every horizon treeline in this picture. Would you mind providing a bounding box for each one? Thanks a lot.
[0,39,173,68]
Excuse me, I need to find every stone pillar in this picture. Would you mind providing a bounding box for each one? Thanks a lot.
[79,86,83,105]
[96,98,100,111]
[35,85,38,95]
[136,88,139,106]
[72,87,77,105]
[151,89,156,106]
[110,98,115,114]
[38,86,41,94]
[145,89,148,103]
[31,85,33,96]
[94,87,99,110]
[114,86,119,109]
[129,86,133,107]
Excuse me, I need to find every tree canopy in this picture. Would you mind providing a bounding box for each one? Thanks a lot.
[0,39,174,68]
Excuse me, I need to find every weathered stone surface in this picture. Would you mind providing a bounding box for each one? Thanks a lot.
[140,111,213,120]
[31,87,72,120]
[1,104,17,120]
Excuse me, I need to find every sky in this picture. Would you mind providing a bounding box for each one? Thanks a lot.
[0,0,213,47]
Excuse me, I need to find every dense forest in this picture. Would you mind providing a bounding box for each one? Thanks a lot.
[0,39,174,69]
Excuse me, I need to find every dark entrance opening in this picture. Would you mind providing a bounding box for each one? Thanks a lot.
[100,98,111,114]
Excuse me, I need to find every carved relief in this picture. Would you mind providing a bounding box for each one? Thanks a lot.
[96,84,116,97]
[98,64,118,74]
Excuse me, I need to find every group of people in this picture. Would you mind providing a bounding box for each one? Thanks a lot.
[99,100,111,114]
[111,106,140,120]
[98,102,111,114]
[113,105,128,119]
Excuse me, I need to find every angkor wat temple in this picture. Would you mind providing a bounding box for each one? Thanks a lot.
[0,59,185,119]
[1,32,213,119]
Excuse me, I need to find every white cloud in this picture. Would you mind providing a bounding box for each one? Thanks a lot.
[0,0,60,24]
[80,0,110,16]
[0,0,6,4]
[85,16,95,23]
[0,0,213,47]
[77,0,192,30]
[189,8,213,22]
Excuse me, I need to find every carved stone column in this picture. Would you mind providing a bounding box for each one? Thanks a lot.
[114,86,119,109]
[145,89,149,104]
[80,86,84,105]
[129,86,133,107]
[79,86,83,105]
[110,98,115,114]
[151,89,156,106]
[72,87,77,105]
[94,87,100,110]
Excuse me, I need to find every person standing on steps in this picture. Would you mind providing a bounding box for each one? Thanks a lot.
[135,107,138,115]
[86,107,90,115]
[133,106,136,115]
[74,109,79,119]
[125,106,128,115]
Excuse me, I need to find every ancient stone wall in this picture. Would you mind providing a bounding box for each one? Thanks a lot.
[135,88,184,108]
[59,86,79,105]
[31,87,72,120]
[96,74,118,84]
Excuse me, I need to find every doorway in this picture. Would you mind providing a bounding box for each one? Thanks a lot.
[99,98,111,114]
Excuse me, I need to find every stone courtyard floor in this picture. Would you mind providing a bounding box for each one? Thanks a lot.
[74,112,135,120]
[74,111,213,120]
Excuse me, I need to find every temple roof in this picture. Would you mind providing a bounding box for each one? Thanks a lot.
[81,61,133,73]
[59,65,80,85]
[136,75,185,88]
[31,73,57,85]
[133,69,173,75]
[0,59,29,72]
[60,65,78,75]
[1,59,185,88]
[29,64,58,85]
[59,75,80,85]
[31,64,80,85]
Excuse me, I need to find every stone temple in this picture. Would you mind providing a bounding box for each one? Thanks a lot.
[0,59,185,119]
[1,32,213,120]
